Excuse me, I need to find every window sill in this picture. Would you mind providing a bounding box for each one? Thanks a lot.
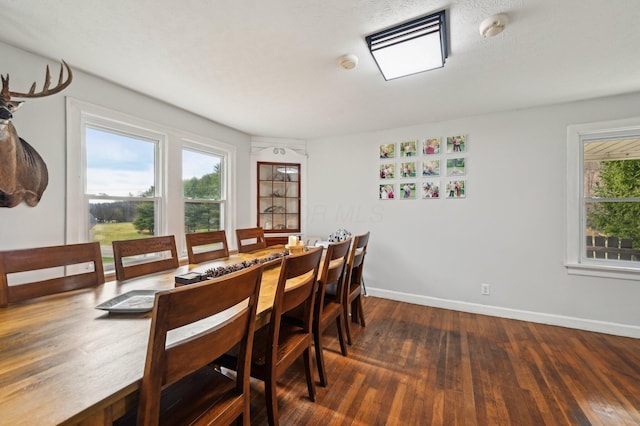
[565,262,640,281]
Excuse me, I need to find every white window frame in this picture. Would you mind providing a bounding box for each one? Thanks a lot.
[566,116,640,280]
[66,98,236,265]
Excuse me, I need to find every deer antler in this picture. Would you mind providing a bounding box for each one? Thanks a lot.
[8,60,73,99]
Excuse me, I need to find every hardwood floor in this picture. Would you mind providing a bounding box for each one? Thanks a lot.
[246,296,640,425]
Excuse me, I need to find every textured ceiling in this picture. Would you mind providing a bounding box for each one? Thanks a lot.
[0,0,639,140]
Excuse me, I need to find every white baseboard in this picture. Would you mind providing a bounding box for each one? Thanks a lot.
[367,287,640,339]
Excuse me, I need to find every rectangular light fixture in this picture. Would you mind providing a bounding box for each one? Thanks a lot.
[366,10,448,81]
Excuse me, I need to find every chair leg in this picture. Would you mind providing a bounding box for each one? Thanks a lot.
[314,325,328,387]
[351,299,359,324]
[336,314,348,356]
[265,375,279,426]
[356,295,366,327]
[303,347,316,402]
[344,302,353,345]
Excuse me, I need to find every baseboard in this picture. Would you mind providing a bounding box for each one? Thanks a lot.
[367,287,640,339]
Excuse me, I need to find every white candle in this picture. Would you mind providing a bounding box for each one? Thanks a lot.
[288,235,297,246]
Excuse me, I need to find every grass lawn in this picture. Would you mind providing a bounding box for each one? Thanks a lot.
[91,222,149,245]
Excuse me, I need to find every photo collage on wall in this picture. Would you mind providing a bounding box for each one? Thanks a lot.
[379,135,467,200]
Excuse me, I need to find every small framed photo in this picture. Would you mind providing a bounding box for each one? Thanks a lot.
[380,143,395,159]
[400,162,417,178]
[422,160,440,176]
[400,183,416,199]
[421,180,440,199]
[380,163,395,179]
[379,183,395,200]
[447,158,466,176]
[422,138,441,155]
[446,135,467,153]
[445,180,466,198]
[400,140,417,157]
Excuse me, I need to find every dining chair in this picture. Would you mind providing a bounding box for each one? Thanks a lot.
[235,227,267,253]
[217,246,323,426]
[118,264,263,426]
[343,232,370,345]
[112,235,179,281]
[185,230,229,264]
[0,242,105,307]
[313,237,351,386]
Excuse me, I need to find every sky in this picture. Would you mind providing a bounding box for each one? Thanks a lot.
[86,127,220,197]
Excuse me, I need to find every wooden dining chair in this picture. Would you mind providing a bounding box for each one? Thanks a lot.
[0,242,105,307]
[112,236,179,281]
[185,230,229,264]
[217,247,323,426]
[313,237,351,386]
[343,232,370,345]
[118,264,263,426]
[235,227,267,253]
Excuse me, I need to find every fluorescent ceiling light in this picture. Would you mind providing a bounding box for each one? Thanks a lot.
[366,10,448,81]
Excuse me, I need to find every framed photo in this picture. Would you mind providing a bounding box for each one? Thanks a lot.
[380,163,395,179]
[379,183,395,200]
[446,157,466,176]
[400,140,417,157]
[422,160,440,176]
[380,143,395,159]
[445,180,466,198]
[421,180,440,199]
[446,135,467,153]
[400,162,417,178]
[422,138,441,155]
[400,183,416,199]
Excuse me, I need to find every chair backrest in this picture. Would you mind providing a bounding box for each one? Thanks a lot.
[235,227,267,253]
[112,236,179,281]
[137,264,263,425]
[346,232,370,287]
[316,238,352,314]
[185,230,229,264]
[267,247,323,360]
[0,242,105,307]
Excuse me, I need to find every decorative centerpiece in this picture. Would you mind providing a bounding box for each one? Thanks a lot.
[285,235,305,255]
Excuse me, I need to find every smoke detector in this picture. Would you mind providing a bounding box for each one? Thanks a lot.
[338,54,358,70]
[479,14,508,38]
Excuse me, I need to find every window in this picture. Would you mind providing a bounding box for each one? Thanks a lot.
[183,147,224,233]
[566,116,640,279]
[67,98,235,269]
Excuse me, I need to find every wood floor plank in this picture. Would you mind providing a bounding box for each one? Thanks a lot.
[246,297,640,425]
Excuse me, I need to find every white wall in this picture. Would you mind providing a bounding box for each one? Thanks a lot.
[0,41,252,250]
[306,92,640,338]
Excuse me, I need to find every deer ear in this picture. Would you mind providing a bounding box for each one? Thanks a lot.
[9,100,23,111]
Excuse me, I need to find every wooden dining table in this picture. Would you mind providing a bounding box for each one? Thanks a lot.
[0,245,301,426]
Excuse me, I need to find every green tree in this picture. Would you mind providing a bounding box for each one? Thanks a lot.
[183,165,221,232]
[588,159,640,244]
[133,202,155,234]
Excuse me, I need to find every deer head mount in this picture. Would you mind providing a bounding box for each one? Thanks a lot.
[0,60,72,207]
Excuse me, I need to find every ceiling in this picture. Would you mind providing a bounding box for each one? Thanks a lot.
[0,0,639,140]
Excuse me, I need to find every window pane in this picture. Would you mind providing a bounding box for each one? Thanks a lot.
[184,202,221,233]
[89,199,156,264]
[183,149,221,200]
[86,127,156,196]
[585,201,640,261]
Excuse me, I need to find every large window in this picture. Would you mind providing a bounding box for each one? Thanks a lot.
[67,98,234,269]
[566,116,640,279]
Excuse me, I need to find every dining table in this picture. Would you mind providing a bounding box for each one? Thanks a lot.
[0,245,304,426]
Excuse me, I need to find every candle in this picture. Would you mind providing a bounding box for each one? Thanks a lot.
[288,235,297,246]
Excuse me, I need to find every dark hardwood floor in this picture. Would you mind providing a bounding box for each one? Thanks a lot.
[246,296,640,425]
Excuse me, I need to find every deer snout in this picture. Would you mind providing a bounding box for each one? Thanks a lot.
[0,107,12,121]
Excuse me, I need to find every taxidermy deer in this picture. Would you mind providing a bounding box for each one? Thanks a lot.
[0,61,72,207]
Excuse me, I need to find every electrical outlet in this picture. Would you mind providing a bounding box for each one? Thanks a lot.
[481,283,490,295]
